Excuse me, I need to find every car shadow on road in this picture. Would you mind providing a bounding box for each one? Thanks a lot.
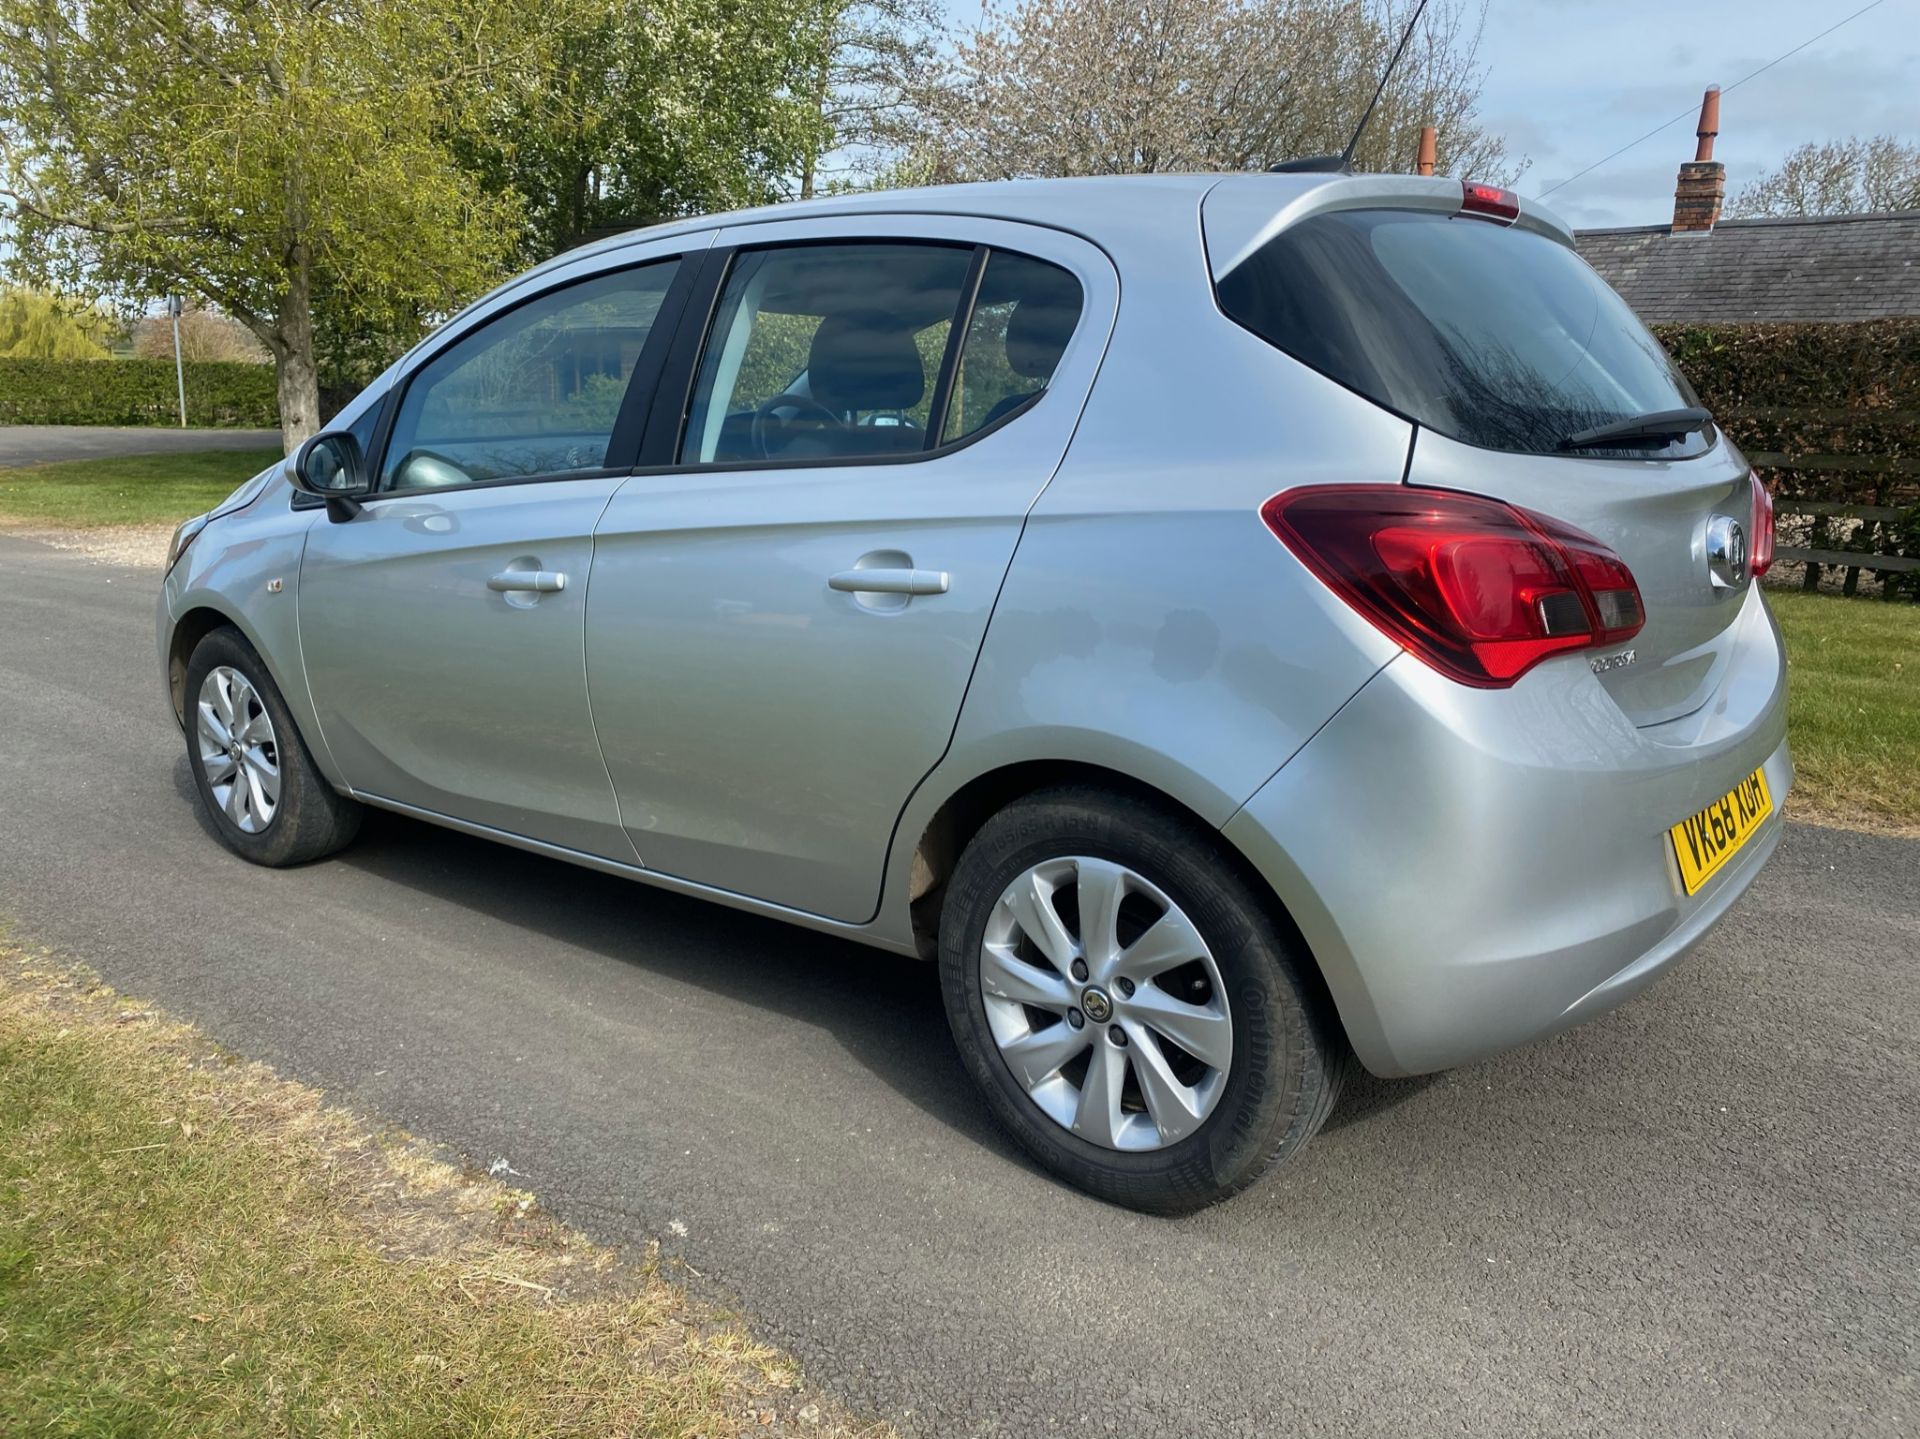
[335,804,1026,1162]
[1321,1069,1438,1131]
[172,757,1431,1175]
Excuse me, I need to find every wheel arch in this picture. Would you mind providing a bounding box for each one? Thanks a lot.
[166,600,324,764]
[166,603,246,727]
[899,756,1347,1045]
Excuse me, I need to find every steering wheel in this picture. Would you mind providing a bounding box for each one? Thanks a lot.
[751,395,842,458]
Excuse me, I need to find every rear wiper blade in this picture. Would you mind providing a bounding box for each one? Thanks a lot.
[1559,407,1712,451]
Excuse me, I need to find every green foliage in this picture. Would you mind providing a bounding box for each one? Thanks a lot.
[944,300,1037,438]
[458,0,834,260]
[0,0,534,444]
[1655,322,1920,416]
[0,289,116,360]
[0,359,278,428]
[1656,320,1920,597]
[731,312,829,411]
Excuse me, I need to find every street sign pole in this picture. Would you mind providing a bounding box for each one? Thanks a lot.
[168,295,187,428]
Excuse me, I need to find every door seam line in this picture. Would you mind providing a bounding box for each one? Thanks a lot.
[581,482,645,868]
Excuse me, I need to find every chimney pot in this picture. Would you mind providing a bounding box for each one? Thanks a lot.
[1673,86,1725,233]
[1694,84,1722,162]
[1416,125,1437,177]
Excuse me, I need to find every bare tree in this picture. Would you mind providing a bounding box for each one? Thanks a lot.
[133,303,271,364]
[1729,136,1920,219]
[911,0,1517,184]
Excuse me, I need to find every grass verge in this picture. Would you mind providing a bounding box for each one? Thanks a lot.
[0,448,281,528]
[0,949,885,1438]
[1769,590,1920,832]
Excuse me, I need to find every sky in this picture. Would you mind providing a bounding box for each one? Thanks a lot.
[937,0,1920,229]
[1476,0,1920,227]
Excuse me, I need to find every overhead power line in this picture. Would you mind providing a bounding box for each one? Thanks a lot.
[1536,0,1895,200]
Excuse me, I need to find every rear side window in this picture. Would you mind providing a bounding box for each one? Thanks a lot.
[1214,209,1707,458]
[943,251,1084,443]
[683,243,973,465]
[679,241,1085,466]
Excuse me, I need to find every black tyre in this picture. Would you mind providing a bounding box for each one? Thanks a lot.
[183,626,362,866]
[938,785,1348,1213]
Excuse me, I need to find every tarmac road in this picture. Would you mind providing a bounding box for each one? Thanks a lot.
[1,530,1914,1437]
[0,425,281,468]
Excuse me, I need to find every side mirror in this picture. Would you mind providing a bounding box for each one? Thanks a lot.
[291,431,370,522]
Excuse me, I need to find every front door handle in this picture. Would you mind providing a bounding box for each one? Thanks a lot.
[488,569,567,594]
[827,567,948,596]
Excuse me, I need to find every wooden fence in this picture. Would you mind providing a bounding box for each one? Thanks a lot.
[1719,410,1918,602]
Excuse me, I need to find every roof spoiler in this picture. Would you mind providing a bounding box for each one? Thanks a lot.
[1203,173,1577,280]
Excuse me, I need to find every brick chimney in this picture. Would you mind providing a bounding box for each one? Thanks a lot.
[1416,126,1437,177]
[1672,86,1724,233]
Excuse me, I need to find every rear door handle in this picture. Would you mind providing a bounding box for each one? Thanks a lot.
[827,567,948,596]
[488,569,567,594]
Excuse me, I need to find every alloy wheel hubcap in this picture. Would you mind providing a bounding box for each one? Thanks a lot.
[979,856,1232,1152]
[196,665,280,834]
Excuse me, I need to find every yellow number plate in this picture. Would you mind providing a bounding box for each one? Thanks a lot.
[1669,768,1773,896]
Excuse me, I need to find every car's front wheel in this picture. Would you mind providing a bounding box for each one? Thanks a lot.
[184,626,361,866]
[938,785,1348,1212]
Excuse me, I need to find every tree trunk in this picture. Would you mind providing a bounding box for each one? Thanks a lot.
[273,249,321,453]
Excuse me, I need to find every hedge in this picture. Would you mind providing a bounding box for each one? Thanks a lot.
[0,357,278,428]
[1653,320,1920,598]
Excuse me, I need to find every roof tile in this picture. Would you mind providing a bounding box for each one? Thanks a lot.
[1573,211,1920,324]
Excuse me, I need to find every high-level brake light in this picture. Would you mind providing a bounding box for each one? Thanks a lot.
[1261,486,1646,688]
[1460,181,1520,225]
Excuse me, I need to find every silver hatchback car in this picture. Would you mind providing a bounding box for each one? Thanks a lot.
[160,172,1789,1211]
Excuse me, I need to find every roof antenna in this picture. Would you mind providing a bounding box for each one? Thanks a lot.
[1268,0,1432,174]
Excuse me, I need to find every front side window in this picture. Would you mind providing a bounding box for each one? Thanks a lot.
[682,243,973,465]
[382,260,680,490]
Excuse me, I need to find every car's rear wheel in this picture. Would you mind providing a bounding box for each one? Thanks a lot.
[184,626,361,866]
[937,785,1348,1212]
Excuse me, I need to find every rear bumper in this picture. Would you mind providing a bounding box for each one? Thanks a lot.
[1224,583,1790,1077]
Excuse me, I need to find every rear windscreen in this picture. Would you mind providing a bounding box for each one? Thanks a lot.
[1214,209,1709,459]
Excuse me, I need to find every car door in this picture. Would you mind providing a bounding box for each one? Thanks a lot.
[299,242,703,858]
[586,215,1117,921]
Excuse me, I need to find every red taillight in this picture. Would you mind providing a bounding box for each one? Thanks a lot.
[1749,471,1775,578]
[1460,180,1520,224]
[1261,486,1645,688]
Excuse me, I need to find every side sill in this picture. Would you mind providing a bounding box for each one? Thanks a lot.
[351,792,920,959]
